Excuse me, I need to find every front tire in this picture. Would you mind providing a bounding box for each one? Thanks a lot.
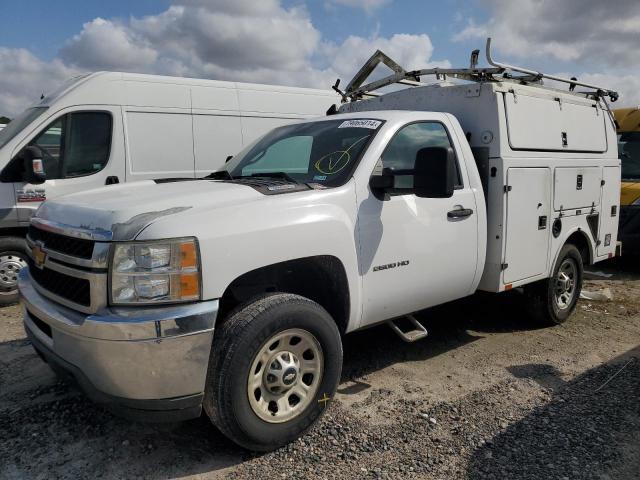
[0,237,28,306]
[525,244,583,325]
[203,293,342,451]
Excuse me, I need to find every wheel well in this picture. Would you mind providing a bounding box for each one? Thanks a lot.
[218,256,350,334]
[565,230,592,265]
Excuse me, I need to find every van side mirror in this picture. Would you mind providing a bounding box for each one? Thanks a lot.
[21,146,46,185]
[413,147,455,198]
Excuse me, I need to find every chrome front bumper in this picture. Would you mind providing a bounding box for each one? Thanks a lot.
[19,269,218,421]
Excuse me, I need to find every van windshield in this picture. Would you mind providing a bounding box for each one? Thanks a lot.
[0,107,48,150]
[224,118,383,187]
[619,132,640,181]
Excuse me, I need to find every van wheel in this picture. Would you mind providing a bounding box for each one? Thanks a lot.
[0,237,28,306]
[203,293,342,451]
[525,244,583,326]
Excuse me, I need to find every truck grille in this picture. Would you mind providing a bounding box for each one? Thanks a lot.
[28,225,95,259]
[28,258,91,307]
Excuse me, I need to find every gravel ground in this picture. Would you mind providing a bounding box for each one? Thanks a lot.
[1,260,639,479]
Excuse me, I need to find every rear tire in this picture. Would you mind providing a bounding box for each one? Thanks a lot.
[203,293,342,451]
[525,244,583,326]
[0,237,28,306]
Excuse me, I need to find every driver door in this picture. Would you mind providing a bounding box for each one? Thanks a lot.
[358,120,479,326]
[14,106,125,223]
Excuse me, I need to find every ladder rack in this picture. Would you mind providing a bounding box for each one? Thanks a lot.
[334,38,619,104]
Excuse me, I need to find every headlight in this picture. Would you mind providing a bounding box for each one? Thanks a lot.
[110,238,201,305]
[632,197,640,206]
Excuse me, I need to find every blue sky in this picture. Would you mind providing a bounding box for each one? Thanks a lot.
[0,0,638,116]
[2,0,487,65]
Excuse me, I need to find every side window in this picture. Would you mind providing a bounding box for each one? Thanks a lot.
[241,136,312,176]
[29,112,112,179]
[382,122,463,188]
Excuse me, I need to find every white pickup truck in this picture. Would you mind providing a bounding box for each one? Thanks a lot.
[19,45,620,450]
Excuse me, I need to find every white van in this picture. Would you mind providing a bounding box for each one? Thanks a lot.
[0,72,338,302]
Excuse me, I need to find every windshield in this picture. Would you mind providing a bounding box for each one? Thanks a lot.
[224,118,384,187]
[0,107,48,150]
[618,132,640,181]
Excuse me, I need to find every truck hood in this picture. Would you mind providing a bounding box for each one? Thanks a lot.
[35,179,265,241]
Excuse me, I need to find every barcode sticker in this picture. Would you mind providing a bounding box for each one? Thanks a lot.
[338,119,382,129]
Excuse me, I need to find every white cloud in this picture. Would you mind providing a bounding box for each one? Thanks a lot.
[454,0,640,107]
[326,0,391,13]
[0,1,444,117]
[0,48,79,117]
[130,3,320,71]
[60,18,158,70]
[454,0,640,67]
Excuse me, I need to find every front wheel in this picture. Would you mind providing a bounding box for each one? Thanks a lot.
[0,237,29,306]
[203,293,342,451]
[525,244,583,325]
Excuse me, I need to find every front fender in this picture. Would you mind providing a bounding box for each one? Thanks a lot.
[138,185,362,327]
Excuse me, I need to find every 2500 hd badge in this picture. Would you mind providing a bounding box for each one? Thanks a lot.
[372,260,410,272]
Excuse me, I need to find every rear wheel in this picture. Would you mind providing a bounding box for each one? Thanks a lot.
[0,237,28,305]
[525,244,583,325]
[203,293,342,451]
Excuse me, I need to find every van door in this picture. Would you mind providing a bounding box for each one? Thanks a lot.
[124,109,195,181]
[12,106,125,223]
[358,120,479,326]
[123,81,194,181]
[191,84,243,175]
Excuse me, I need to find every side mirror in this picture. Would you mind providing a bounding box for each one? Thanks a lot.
[21,146,46,185]
[369,170,394,190]
[413,147,455,198]
[225,155,233,163]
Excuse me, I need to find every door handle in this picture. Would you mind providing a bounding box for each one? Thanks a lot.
[447,207,474,219]
[105,176,120,185]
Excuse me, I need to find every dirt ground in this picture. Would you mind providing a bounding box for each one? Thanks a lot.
[1,260,639,479]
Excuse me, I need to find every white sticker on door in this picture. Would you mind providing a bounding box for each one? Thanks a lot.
[338,119,382,129]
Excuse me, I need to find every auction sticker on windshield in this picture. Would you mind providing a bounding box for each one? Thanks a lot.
[338,119,382,129]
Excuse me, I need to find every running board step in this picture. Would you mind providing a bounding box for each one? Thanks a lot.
[387,315,428,342]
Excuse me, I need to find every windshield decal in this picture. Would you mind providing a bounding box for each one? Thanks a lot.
[314,135,369,176]
[338,119,382,130]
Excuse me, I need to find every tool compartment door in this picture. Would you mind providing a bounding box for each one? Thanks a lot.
[554,167,601,210]
[597,166,621,257]
[504,168,551,284]
[504,92,606,152]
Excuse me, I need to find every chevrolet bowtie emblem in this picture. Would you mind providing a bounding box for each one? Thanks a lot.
[32,244,46,269]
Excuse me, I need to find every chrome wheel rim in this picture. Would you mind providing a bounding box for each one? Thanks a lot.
[0,254,27,292]
[555,258,577,310]
[248,328,323,423]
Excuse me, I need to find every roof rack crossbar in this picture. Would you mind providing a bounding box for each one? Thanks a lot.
[484,38,618,101]
[340,38,619,103]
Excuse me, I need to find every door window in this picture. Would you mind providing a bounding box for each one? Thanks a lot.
[381,122,462,189]
[29,112,112,179]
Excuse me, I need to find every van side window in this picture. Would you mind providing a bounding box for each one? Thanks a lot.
[382,122,463,188]
[29,112,112,179]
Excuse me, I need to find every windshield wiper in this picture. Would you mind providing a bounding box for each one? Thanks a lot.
[205,170,233,180]
[245,172,299,184]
